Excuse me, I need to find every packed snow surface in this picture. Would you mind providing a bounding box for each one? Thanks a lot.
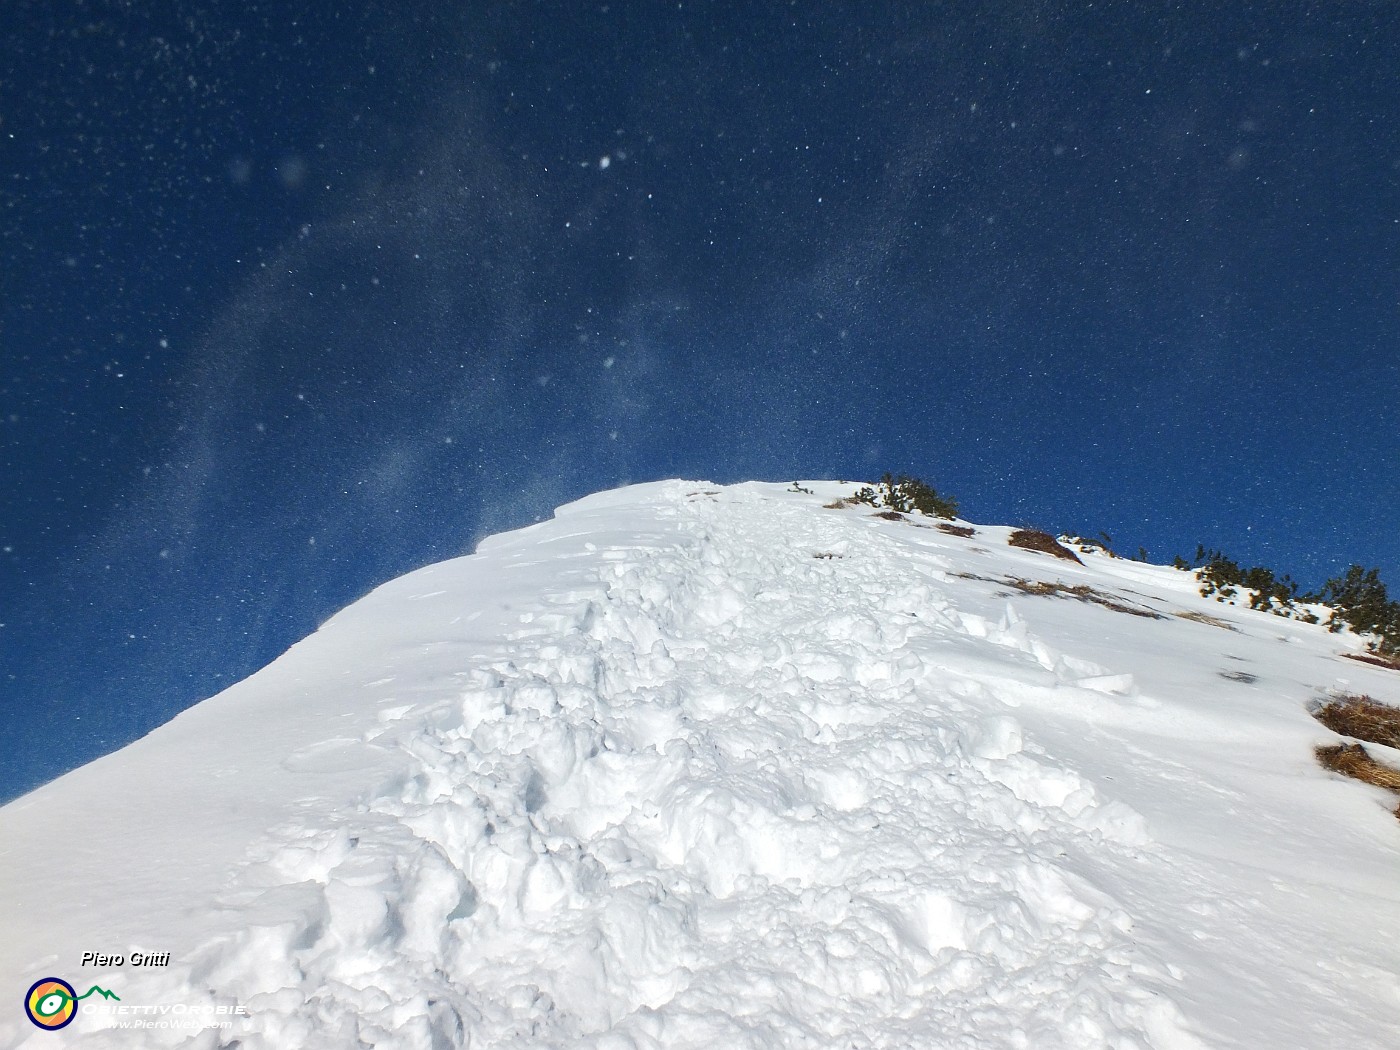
[4,481,1400,1049]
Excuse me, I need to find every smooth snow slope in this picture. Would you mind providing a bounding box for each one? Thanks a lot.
[4,481,1400,1049]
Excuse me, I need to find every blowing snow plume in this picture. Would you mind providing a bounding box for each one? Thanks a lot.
[4,481,1400,1049]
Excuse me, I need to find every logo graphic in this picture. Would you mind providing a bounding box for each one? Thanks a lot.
[24,978,120,1030]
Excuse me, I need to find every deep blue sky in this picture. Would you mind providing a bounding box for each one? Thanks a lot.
[3,1,1398,800]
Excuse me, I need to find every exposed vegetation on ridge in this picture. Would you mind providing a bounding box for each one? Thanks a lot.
[1173,547,1400,658]
[1174,547,1305,614]
[827,472,1399,660]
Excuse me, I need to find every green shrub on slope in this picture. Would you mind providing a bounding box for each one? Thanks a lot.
[850,473,958,520]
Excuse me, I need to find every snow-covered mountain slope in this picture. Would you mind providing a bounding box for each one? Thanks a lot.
[5,480,1400,1049]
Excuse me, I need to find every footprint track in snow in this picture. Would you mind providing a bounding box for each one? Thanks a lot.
[152,484,1182,1050]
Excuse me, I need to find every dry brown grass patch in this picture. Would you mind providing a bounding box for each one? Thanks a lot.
[1008,529,1083,564]
[936,523,976,537]
[1341,651,1400,673]
[1315,743,1400,791]
[875,510,906,521]
[1174,610,1239,631]
[1012,579,1065,597]
[959,574,1165,619]
[1313,694,1400,750]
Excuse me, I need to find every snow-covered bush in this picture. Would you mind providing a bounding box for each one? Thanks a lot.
[849,473,958,519]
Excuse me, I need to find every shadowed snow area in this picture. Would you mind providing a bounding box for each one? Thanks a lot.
[4,481,1400,1048]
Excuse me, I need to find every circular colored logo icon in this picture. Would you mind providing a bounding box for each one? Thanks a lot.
[25,978,77,1030]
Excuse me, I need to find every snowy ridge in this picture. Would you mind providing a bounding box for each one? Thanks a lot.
[5,481,1400,1049]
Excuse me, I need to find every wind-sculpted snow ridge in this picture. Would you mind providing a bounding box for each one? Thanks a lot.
[5,481,1400,1049]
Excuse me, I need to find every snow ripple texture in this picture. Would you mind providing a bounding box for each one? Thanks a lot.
[62,484,1200,1049]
